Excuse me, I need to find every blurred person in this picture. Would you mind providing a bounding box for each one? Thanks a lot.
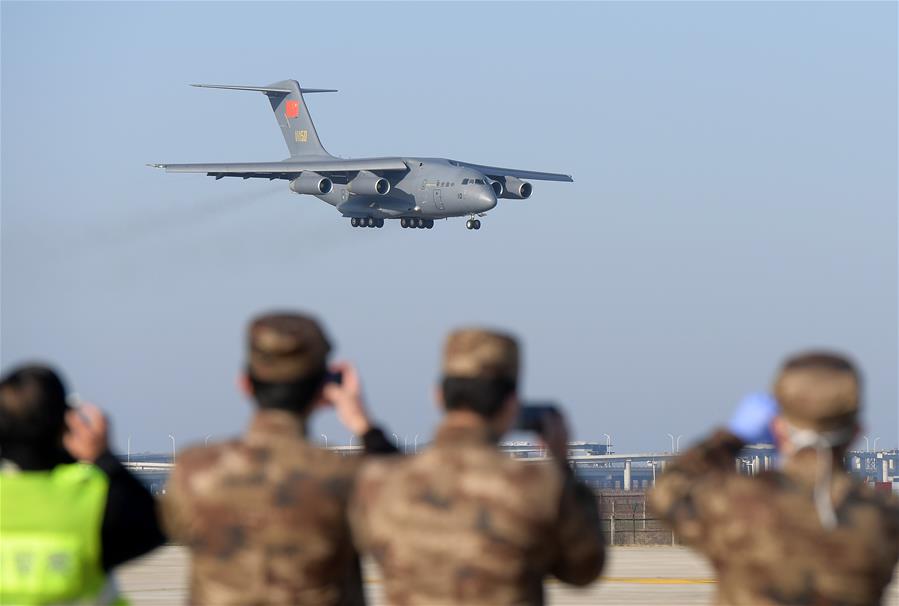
[160,311,396,605]
[350,328,605,605]
[649,351,899,605]
[0,364,165,605]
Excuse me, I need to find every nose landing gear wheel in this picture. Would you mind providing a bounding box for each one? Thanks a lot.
[400,218,408,228]
[376,218,384,228]
[474,220,481,230]
[351,218,359,227]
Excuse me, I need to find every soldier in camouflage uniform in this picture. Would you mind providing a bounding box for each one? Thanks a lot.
[350,328,605,605]
[161,312,396,605]
[649,351,899,605]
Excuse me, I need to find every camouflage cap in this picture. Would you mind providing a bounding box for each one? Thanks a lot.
[442,328,519,383]
[773,351,861,432]
[247,312,331,382]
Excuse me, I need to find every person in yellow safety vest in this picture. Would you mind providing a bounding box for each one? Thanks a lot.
[0,364,165,605]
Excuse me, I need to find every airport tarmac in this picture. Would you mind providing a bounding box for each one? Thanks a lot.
[118,545,898,604]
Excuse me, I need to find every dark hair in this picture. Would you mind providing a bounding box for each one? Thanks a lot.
[441,376,516,419]
[0,364,69,447]
[248,368,326,415]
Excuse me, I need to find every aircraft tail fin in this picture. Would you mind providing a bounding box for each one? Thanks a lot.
[191,80,335,158]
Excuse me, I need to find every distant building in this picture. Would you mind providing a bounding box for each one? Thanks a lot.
[122,444,898,495]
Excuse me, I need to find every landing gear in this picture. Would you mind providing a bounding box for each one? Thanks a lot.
[465,219,482,230]
[400,218,434,229]
[351,217,384,228]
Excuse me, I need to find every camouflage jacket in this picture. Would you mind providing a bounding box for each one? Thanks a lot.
[349,423,605,605]
[161,410,365,606]
[649,430,899,606]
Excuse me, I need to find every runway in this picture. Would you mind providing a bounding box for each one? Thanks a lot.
[117,545,899,604]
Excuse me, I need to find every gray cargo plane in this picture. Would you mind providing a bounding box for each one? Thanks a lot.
[150,80,572,230]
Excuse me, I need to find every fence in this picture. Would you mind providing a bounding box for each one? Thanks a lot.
[596,490,677,546]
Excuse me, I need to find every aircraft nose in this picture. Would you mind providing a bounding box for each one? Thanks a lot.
[476,186,497,211]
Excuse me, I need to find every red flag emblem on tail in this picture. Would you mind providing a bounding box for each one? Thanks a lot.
[285,100,300,119]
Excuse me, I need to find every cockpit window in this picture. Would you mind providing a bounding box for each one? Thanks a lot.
[462,178,469,185]
[474,179,484,185]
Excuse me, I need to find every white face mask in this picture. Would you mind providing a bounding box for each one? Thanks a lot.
[782,421,856,529]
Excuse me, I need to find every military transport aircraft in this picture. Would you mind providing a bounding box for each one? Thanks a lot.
[150,80,572,231]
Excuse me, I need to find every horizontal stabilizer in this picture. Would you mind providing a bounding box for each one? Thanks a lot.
[191,84,337,94]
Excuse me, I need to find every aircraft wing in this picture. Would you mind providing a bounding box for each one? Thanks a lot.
[148,158,409,179]
[455,161,573,182]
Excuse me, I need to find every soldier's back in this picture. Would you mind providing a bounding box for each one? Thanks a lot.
[351,425,577,606]
[162,410,363,606]
[689,469,899,605]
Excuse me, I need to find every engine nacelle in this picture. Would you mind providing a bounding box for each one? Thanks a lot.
[289,172,333,195]
[348,171,391,196]
[486,178,504,197]
[499,177,533,200]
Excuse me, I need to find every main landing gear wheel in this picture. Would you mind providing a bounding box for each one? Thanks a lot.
[465,219,482,230]
[351,217,384,228]
[401,218,433,229]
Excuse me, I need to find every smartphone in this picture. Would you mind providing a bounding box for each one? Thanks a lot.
[325,370,343,385]
[515,402,561,434]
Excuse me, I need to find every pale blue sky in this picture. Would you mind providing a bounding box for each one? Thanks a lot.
[2,1,896,453]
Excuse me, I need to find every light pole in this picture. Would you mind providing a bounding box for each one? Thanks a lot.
[872,437,880,452]
[413,435,419,453]
[403,436,408,454]
[127,435,131,465]
[204,435,211,447]
[667,433,682,453]
[602,433,612,452]
[392,433,399,448]
[350,435,357,448]
[863,435,870,452]
[168,434,176,464]
[320,434,328,448]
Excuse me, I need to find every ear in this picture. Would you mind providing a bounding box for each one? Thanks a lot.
[311,382,329,411]
[434,385,445,412]
[771,416,789,452]
[495,392,520,435]
[237,373,252,398]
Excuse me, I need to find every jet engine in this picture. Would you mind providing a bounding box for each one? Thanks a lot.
[499,177,533,200]
[289,172,333,195]
[348,171,391,196]
[486,178,504,197]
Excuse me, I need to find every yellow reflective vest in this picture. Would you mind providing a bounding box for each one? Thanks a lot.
[0,463,122,605]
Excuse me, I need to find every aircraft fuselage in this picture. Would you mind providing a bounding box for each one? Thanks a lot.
[312,158,497,221]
